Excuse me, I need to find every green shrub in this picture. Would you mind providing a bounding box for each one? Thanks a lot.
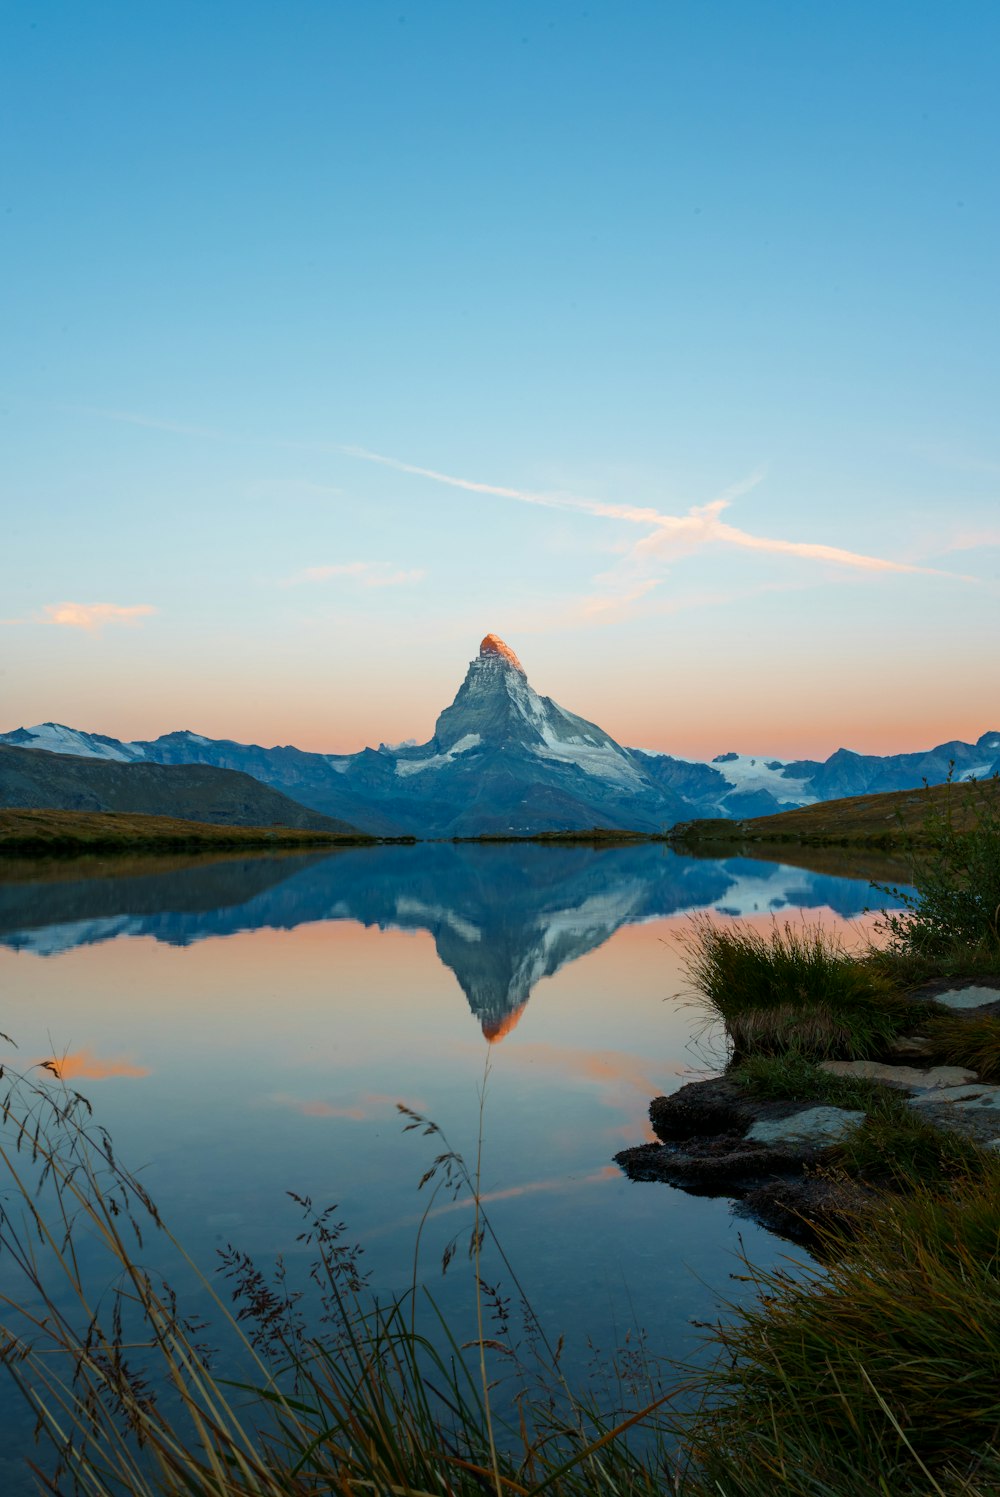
[877,775,1000,957]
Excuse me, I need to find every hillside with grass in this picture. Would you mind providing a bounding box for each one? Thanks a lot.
[0,743,360,835]
[0,807,374,853]
[672,774,1000,848]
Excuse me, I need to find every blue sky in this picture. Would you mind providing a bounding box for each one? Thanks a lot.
[2,1,998,757]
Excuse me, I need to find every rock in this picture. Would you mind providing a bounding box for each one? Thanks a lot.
[648,1078,765,1142]
[746,1106,866,1148]
[820,1060,978,1091]
[886,1034,934,1059]
[909,1083,1000,1110]
[933,986,1000,1012]
[616,1134,814,1189]
[739,1174,875,1249]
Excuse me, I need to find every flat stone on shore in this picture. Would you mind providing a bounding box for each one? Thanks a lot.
[820,1060,978,1091]
[933,985,1000,1011]
[909,1083,1000,1110]
[746,1106,866,1147]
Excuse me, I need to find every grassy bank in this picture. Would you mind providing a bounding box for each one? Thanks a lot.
[0,807,384,853]
[671,774,1000,850]
[670,789,1000,1492]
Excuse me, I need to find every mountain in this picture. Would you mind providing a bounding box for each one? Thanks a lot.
[2,634,998,835]
[0,744,358,833]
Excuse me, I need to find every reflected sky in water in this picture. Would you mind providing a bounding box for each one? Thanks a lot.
[0,844,903,1414]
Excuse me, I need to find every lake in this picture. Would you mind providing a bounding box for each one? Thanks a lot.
[0,842,904,1481]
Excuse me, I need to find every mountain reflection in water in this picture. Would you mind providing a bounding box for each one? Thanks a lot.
[0,844,905,1042]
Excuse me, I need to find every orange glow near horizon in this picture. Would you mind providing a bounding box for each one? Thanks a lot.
[7,630,994,764]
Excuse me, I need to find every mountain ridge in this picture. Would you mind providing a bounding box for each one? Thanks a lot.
[3,635,998,836]
[0,743,359,833]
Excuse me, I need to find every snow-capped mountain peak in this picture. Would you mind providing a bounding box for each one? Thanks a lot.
[3,636,998,838]
[421,635,648,789]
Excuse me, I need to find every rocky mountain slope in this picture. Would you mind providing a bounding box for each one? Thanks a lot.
[3,634,997,835]
[0,744,357,833]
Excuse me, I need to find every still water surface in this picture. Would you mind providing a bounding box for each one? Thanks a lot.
[0,843,902,1470]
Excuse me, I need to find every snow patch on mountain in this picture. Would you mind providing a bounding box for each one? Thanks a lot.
[395,733,482,776]
[323,756,352,773]
[10,724,140,762]
[533,732,646,787]
[959,764,994,782]
[707,753,816,805]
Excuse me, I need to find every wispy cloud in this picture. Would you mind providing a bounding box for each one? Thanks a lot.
[341,447,974,627]
[285,561,426,588]
[344,446,957,579]
[340,445,670,525]
[43,602,157,633]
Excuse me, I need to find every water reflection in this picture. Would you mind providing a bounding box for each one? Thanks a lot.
[0,843,903,1042]
[0,842,906,1493]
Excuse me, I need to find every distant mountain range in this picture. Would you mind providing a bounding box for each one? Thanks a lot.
[2,633,998,836]
[0,743,357,833]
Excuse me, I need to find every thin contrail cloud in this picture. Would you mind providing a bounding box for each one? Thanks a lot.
[342,445,966,580]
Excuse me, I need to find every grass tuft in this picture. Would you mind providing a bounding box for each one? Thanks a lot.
[684,1165,1000,1496]
[682,915,912,1060]
[830,1092,986,1192]
[921,1012,1000,1083]
[731,1051,892,1110]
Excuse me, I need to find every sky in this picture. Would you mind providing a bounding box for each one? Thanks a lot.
[2,1,998,760]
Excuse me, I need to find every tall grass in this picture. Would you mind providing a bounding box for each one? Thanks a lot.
[684,1165,1000,1496]
[0,1053,686,1495]
[923,1012,1000,1082]
[681,915,913,1060]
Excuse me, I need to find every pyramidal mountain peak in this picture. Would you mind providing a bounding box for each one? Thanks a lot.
[478,633,525,673]
[4,631,999,838]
